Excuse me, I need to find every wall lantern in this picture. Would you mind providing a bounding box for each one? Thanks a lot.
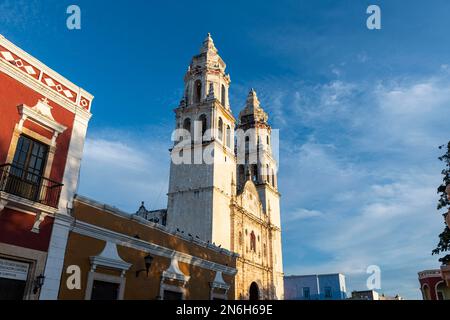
[135,254,154,278]
[33,274,45,294]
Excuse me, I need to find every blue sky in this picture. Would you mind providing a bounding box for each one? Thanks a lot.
[2,0,450,299]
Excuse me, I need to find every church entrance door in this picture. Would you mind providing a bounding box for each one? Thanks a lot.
[249,282,259,300]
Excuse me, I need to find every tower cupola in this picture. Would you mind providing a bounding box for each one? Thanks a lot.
[181,33,231,109]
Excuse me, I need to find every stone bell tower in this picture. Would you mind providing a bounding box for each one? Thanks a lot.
[236,89,281,228]
[166,34,236,249]
[236,89,284,299]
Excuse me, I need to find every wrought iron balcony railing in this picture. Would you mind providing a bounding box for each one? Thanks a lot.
[0,164,63,209]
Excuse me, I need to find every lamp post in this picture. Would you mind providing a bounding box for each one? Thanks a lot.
[136,254,154,277]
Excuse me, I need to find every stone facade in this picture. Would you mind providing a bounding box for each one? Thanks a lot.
[166,34,284,300]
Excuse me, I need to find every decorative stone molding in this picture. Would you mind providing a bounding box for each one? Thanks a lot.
[31,212,47,233]
[418,269,442,280]
[210,271,230,299]
[18,99,67,146]
[0,199,7,212]
[0,34,94,112]
[0,191,58,216]
[89,242,131,277]
[162,257,190,285]
[211,271,230,291]
[158,258,190,300]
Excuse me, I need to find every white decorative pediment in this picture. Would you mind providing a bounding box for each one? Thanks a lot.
[238,180,263,216]
[89,242,131,276]
[31,97,55,120]
[162,257,190,283]
[17,98,67,140]
[210,271,230,291]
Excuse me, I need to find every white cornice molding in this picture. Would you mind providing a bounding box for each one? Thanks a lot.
[0,59,92,118]
[71,219,238,276]
[418,269,443,279]
[162,257,190,283]
[18,101,67,135]
[90,242,132,274]
[0,191,58,215]
[210,271,230,291]
[0,35,93,101]
[0,35,94,117]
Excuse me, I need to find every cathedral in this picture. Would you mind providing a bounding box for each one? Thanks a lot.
[165,34,284,300]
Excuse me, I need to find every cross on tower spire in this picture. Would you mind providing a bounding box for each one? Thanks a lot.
[200,32,218,54]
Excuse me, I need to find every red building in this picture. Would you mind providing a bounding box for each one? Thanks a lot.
[418,269,450,300]
[0,35,93,300]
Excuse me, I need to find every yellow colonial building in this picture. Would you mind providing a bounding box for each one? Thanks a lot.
[58,195,237,300]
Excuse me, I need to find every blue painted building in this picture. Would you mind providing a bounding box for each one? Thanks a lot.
[284,274,347,300]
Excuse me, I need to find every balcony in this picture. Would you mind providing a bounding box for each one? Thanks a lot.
[0,163,63,209]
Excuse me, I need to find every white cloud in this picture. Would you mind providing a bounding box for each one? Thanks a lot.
[357,52,369,63]
[255,71,450,299]
[285,208,323,222]
[78,132,169,212]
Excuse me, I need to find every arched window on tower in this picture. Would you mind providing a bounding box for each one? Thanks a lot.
[218,117,223,141]
[184,86,189,103]
[250,231,256,252]
[272,168,276,188]
[266,164,270,184]
[252,164,258,183]
[267,135,270,146]
[198,114,207,141]
[238,165,245,187]
[183,118,191,140]
[245,136,250,153]
[194,80,202,103]
[221,84,226,106]
[226,125,231,148]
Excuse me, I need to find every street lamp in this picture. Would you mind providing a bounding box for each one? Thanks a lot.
[135,254,154,277]
[33,274,45,294]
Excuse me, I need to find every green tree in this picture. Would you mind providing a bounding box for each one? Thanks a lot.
[432,141,450,264]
